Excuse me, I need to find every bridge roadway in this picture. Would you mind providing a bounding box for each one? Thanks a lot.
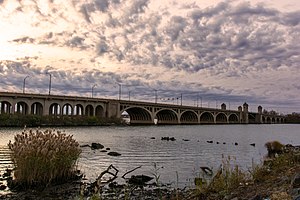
[0,92,284,125]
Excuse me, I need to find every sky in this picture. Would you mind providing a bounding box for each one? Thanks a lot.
[0,0,299,114]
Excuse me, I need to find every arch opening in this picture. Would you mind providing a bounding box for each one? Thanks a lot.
[216,113,228,124]
[96,105,105,118]
[74,104,84,116]
[0,101,12,114]
[228,114,239,123]
[62,104,73,116]
[155,109,178,125]
[15,101,29,115]
[85,105,94,116]
[122,107,152,125]
[200,112,214,124]
[49,103,61,116]
[31,102,43,115]
[180,111,198,124]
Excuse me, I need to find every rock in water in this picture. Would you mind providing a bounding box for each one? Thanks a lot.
[128,175,153,186]
[108,152,121,156]
[91,143,104,150]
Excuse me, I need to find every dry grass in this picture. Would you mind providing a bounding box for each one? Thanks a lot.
[8,129,81,188]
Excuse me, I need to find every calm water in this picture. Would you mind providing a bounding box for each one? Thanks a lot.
[0,124,299,187]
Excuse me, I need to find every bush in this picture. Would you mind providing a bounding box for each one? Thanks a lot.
[8,129,81,188]
[265,141,284,157]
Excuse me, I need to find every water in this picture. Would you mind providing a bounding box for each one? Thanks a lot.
[0,124,299,188]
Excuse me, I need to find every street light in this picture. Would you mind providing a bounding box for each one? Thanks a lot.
[128,90,131,101]
[23,75,30,94]
[46,72,52,95]
[92,84,97,98]
[117,83,122,100]
[154,89,158,104]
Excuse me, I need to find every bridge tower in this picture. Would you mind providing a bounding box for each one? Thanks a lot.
[256,105,263,123]
[242,102,249,124]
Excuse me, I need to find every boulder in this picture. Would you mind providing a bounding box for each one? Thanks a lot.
[91,143,104,150]
[108,152,121,156]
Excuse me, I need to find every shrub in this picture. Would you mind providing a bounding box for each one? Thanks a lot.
[8,129,81,188]
[265,141,284,157]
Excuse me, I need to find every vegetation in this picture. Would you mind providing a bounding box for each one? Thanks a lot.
[7,129,81,189]
[0,114,123,127]
[285,112,300,123]
[190,141,300,200]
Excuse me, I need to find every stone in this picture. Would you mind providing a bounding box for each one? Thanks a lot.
[292,173,300,188]
[91,143,104,150]
[108,152,121,156]
[0,184,7,190]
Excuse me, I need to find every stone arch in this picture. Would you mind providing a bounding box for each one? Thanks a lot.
[276,118,280,124]
[215,112,228,123]
[74,104,84,116]
[62,103,73,115]
[271,118,275,124]
[248,113,256,123]
[200,112,214,124]
[0,101,12,114]
[155,109,178,125]
[31,102,43,115]
[15,101,29,115]
[262,116,266,123]
[49,103,61,116]
[85,104,94,116]
[122,106,153,124]
[180,110,198,124]
[95,105,105,118]
[281,118,284,123]
[228,114,239,123]
[266,117,271,124]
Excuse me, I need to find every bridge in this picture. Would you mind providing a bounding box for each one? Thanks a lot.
[0,92,285,125]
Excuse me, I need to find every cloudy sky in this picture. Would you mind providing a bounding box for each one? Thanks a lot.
[0,0,299,113]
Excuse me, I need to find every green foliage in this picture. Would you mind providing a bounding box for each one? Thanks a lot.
[8,129,81,188]
[0,114,123,127]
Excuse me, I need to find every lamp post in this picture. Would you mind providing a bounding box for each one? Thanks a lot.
[92,84,97,98]
[128,90,131,101]
[154,89,157,104]
[46,72,52,95]
[118,83,122,100]
[23,75,29,94]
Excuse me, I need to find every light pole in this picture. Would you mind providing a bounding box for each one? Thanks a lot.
[23,75,29,94]
[180,93,183,106]
[46,72,52,95]
[92,84,97,98]
[154,89,157,104]
[118,83,122,100]
[128,90,131,101]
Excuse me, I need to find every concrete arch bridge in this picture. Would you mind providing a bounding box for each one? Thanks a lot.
[0,92,285,125]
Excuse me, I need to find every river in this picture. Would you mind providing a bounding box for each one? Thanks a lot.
[0,124,299,188]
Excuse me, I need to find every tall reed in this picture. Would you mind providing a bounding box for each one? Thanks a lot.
[8,129,81,187]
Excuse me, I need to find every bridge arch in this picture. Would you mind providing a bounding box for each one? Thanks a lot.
[180,110,198,124]
[266,117,271,124]
[31,102,43,115]
[271,118,275,124]
[85,105,94,116]
[215,112,228,124]
[276,118,280,124]
[62,103,73,115]
[74,104,84,116]
[49,103,61,116]
[122,106,153,124]
[262,116,266,123]
[155,109,178,125]
[200,112,214,124]
[15,101,29,115]
[248,113,256,123]
[95,105,105,118]
[0,101,12,114]
[228,113,239,123]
